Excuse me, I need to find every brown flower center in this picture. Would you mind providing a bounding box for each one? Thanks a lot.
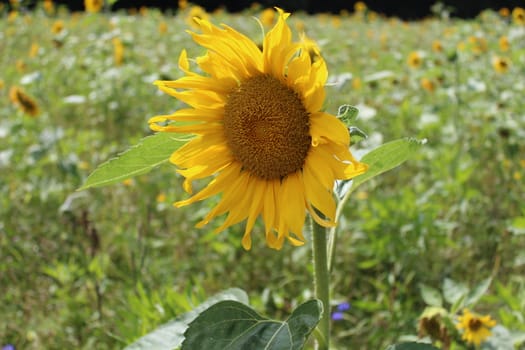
[223,74,311,180]
[468,318,483,331]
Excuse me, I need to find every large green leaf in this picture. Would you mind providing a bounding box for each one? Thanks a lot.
[385,343,440,350]
[182,299,322,350]
[124,288,249,350]
[350,137,425,192]
[78,132,187,190]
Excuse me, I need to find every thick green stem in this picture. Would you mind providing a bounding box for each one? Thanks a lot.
[311,216,330,350]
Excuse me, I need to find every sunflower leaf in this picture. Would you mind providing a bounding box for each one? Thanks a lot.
[78,132,186,191]
[124,288,249,350]
[349,137,426,193]
[181,299,321,350]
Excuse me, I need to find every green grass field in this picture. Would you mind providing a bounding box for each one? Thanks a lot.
[1,3,525,349]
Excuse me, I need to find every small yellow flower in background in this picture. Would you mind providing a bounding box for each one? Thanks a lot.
[112,38,124,66]
[407,51,423,68]
[149,8,368,250]
[432,40,443,53]
[0,79,5,90]
[29,43,39,58]
[468,36,487,54]
[457,309,496,346]
[156,193,167,203]
[331,16,341,28]
[352,77,362,89]
[8,11,18,23]
[420,78,435,92]
[512,7,525,25]
[51,20,64,34]
[520,160,525,168]
[122,178,134,186]
[158,21,168,34]
[139,6,148,16]
[492,56,510,73]
[84,0,103,13]
[260,8,275,27]
[499,7,510,17]
[354,1,367,13]
[186,5,209,29]
[514,171,522,181]
[179,0,188,10]
[294,19,305,32]
[9,86,40,117]
[498,36,510,52]
[78,161,90,170]
[43,0,54,14]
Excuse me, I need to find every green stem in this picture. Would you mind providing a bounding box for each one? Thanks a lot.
[311,216,330,350]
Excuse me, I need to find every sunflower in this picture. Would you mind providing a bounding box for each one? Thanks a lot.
[51,20,64,34]
[149,8,367,250]
[260,8,275,27]
[456,309,496,346]
[512,7,525,25]
[9,86,40,117]
[492,56,510,73]
[498,36,510,52]
[84,0,103,13]
[407,51,422,68]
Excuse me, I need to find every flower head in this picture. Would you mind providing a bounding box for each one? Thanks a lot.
[149,8,367,250]
[512,7,525,25]
[260,8,276,27]
[51,20,64,34]
[456,309,496,346]
[9,86,40,117]
[492,56,510,73]
[84,0,103,13]
[407,51,422,68]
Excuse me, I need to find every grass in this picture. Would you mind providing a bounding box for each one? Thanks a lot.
[1,3,525,349]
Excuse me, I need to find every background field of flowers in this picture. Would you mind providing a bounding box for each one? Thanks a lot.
[1,2,525,349]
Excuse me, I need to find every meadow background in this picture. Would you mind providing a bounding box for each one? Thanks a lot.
[1,2,525,349]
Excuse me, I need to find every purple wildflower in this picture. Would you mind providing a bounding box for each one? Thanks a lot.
[336,302,351,312]
[331,311,345,321]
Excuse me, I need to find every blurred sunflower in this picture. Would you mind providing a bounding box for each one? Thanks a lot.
[420,78,435,92]
[149,8,368,250]
[492,56,510,73]
[43,0,54,14]
[407,51,423,68]
[498,36,510,52]
[9,86,40,117]
[512,7,525,25]
[456,309,496,346]
[84,0,103,13]
[51,20,64,34]
[29,42,39,58]
[260,8,275,27]
[431,40,443,53]
[112,38,124,66]
[158,21,168,34]
[499,7,510,17]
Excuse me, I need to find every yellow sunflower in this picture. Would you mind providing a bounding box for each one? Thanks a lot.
[456,309,496,346]
[492,56,511,73]
[407,51,423,68]
[512,7,525,25]
[149,8,368,250]
[9,86,40,117]
[84,0,103,13]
